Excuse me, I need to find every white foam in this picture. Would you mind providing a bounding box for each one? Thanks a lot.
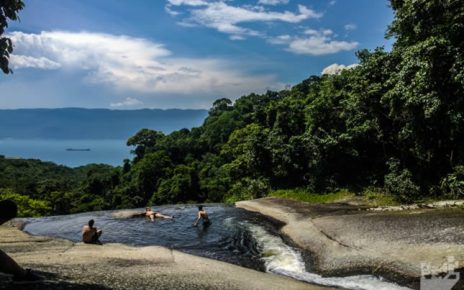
[243,222,411,290]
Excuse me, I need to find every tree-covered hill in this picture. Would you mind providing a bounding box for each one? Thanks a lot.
[121,0,464,205]
[0,156,120,215]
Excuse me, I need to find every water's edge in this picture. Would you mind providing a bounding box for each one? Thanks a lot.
[21,205,411,290]
[236,200,416,289]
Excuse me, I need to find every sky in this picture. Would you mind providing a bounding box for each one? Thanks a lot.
[0,0,394,109]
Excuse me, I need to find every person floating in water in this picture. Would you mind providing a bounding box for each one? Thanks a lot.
[145,207,173,222]
[0,199,43,282]
[193,205,211,227]
[82,219,103,244]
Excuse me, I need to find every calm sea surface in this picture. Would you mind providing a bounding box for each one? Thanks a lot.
[0,139,131,167]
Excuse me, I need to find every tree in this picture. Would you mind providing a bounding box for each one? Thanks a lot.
[384,0,464,191]
[129,151,173,204]
[151,164,198,204]
[127,129,165,161]
[220,123,271,184]
[1,0,24,74]
[209,98,232,117]
[0,188,52,217]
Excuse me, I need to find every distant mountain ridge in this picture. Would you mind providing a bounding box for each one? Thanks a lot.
[0,108,208,139]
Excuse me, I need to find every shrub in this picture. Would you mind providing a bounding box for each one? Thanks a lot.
[270,188,354,204]
[440,166,464,198]
[225,177,270,203]
[384,159,421,203]
[0,188,52,217]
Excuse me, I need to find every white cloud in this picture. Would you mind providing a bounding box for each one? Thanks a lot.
[321,63,358,75]
[267,34,291,44]
[165,0,210,16]
[288,38,357,55]
[344,23,357,31]
[230,35,246,40]
[258,0,289,5]
[167,0,209,6]
[165,5,182,16]
[164,0,357,57]
[269,29,358,55]
[305,28,333,36]
[9,55,61,70]
[166,1,321,39]
[164,1,357,57]
[9,31,278,98]
[110,97,143,108]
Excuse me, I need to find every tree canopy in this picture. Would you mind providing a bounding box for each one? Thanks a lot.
[0,0,24,74]
[113,0,464,204]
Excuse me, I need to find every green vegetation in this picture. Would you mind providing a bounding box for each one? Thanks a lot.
[0,189,51,217]
[0,157,120,215]
[361,188,399,207]
[269,188,400,206]
[270,189,354,204]
[117,0,464,206]
[0,0,24,74]
[2,0,464,216]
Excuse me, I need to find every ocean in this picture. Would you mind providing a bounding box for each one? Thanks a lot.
[0,139,131,167]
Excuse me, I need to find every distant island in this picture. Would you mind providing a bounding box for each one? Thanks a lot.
[65,148,91,152]
[0,108,208,139]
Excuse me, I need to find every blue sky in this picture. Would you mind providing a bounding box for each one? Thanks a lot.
[0,0,394,109]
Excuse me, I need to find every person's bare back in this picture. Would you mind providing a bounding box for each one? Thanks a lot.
[82,219,102,244]
[193,205,210,227]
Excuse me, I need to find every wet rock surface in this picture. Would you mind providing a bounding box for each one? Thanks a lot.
[236,198,464,290]
[0,223,330,290]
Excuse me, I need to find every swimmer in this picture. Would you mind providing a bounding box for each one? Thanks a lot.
[145,207,173,222]
[193,205,210,227]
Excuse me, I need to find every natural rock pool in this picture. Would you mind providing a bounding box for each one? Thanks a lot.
[23,204,410,290]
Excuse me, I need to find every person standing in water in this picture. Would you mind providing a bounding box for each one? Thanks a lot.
[82,219,103,244]
[193,205,210,227]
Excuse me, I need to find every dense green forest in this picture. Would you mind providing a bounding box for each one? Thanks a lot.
[2,0,464,216]
[0,157,119,215]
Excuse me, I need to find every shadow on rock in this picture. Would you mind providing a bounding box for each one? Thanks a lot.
[0,271,110,290]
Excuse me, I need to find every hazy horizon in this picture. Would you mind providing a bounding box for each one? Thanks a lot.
[0,108,209,139]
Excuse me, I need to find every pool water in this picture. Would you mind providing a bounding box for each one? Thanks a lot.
[23,204,411,290]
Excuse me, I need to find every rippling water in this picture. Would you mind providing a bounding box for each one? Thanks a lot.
[23,204,410,290]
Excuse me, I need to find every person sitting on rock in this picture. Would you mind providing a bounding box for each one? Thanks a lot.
[0,199,43,282]
[82,219,103,244]
[193,205,210,227]
[145,207,173,222]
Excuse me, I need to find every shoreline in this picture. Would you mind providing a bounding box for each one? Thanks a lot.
[0,222,331,290]
[236,197,464,290]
